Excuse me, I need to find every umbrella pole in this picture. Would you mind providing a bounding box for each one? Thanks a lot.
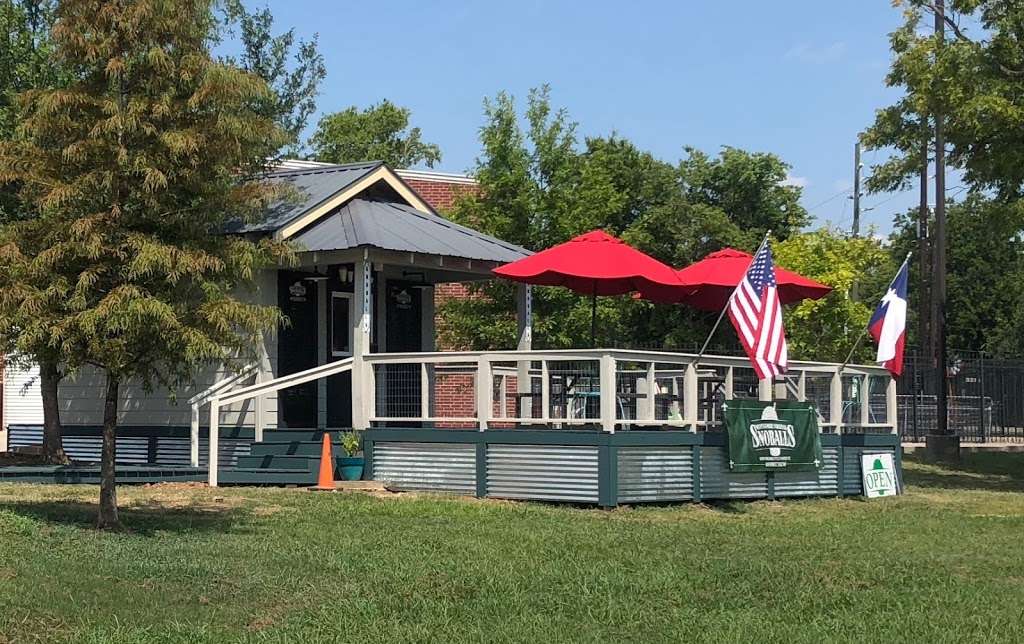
[590,290,597,348]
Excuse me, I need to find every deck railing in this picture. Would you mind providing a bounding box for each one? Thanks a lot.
[188,363,260,467]
[198,349,894,487]
[364,349,898,434]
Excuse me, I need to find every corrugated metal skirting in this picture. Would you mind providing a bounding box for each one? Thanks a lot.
[486,444,599,503]
[617,447,694,502]
[842,447,897,496]
[699,446,770,500]
[774,447,840,497]
[7,426,251,467]
[372,442,477,494]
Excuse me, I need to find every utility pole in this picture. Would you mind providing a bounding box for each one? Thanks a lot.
[852,141,861,238]
[851,141,862,301]
[918,139,930,360]
[927,0,958,461]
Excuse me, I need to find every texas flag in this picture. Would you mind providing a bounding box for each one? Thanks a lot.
[868,260,909,377]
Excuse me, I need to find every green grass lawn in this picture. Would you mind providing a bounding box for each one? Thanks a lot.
[1,454,1023,643]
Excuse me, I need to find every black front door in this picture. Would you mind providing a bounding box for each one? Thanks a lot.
[384,281,423,420]
[277,271,318,428]
[386,282,423,352]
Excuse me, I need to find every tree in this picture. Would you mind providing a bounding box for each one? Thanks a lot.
[0,0,290,528]
[309,100,442,168]
[888,195,1024,354]
[865,1,1024,198]
[218,0,326,155]
[1,0,71,463]
[442,86,819,355]
[775,229,894,363]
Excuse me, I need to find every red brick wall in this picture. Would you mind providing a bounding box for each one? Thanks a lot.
[401,178,477,212]
[399,173,489,424]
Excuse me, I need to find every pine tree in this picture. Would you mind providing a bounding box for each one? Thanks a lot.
[0,0,291,528]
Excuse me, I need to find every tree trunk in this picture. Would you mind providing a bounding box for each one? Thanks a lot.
[39,357,68,464]
[97,372,120,530]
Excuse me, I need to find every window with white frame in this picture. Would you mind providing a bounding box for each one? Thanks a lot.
[331,292,353,357]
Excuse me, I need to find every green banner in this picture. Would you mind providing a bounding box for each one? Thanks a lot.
[723,401,823,473]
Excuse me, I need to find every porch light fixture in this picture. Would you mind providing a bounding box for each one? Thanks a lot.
[402,270,427,285]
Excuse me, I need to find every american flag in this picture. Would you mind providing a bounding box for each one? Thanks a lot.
[727,241,788,379]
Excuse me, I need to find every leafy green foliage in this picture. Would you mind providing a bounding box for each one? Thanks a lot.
[218,0,326,156]
[442,86,820,354]
[775,229,895,362]
[0,0,291,386]
[0,0,295,524]
[340,430,362,457]
[889,195,1024,355]
[865,1,1024,198]
[309,99,442,168]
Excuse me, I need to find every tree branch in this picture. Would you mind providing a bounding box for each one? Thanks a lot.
[918,0,1024,76]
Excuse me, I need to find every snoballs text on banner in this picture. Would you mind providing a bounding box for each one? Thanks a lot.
[723,401,823,472]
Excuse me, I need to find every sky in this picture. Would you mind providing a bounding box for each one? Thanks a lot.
[252,0,938,235]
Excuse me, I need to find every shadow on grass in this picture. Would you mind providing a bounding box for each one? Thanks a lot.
[903,451,1024,493]
[0,499,253,536]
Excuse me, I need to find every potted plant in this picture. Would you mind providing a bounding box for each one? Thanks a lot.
[338,430,364,481]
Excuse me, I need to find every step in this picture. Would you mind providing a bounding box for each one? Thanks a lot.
[219,467,319,486]
[235,454,318,470]
[260,429,351,442]
[250,441,344,457]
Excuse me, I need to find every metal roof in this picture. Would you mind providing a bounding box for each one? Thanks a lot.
[293,198,529,263]
[229,161,383,233]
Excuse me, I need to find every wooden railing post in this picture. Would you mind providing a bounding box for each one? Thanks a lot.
[600,353,616,433]
[644,361,657,423]
[208,398,220,487]
[683,362,699,432]
[860,375,871,428]
[830,369,844,434]
[476,355,491,430]
[190,403,200,467]
[758,378,773,402]
[253,370,264,443]
[420,362,430,420]
[887,375,898,434]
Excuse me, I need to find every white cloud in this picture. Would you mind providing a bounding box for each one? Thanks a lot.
[784,41,847,64]
[780,173,810,189]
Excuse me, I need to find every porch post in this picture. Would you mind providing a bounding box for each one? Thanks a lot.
[516,285,532,422]
[316,278,328,429]
[352,255,373,430]
[758,378,773,402]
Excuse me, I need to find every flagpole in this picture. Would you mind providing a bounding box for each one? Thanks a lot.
[694,231,771,365]
[837,251,913,375]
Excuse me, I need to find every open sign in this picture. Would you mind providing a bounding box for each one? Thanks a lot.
[861,453,899,498]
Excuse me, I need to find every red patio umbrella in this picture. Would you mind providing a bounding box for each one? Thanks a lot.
[640,247,832,311]
[493,230,688,344]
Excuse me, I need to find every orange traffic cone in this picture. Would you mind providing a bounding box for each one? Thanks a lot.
[311,433,336,491]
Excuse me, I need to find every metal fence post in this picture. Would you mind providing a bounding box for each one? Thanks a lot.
[979,353,986,443]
